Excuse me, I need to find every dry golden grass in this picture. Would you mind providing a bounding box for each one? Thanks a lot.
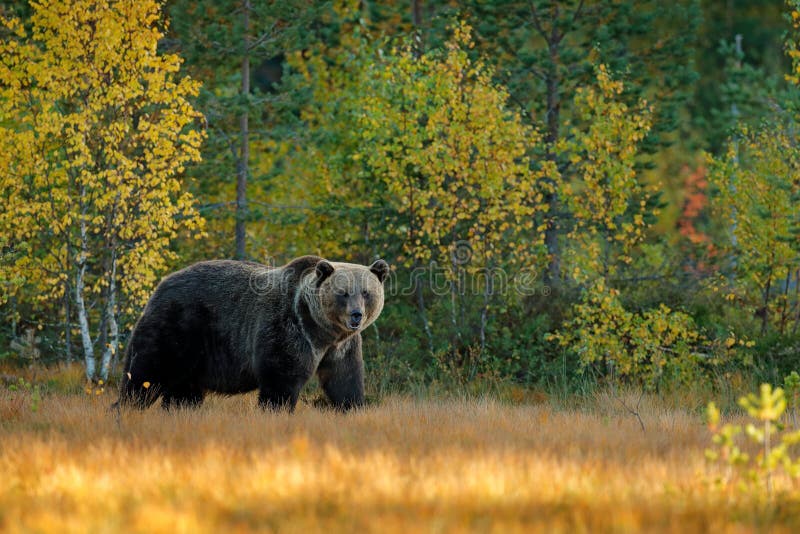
[1,373,800,533]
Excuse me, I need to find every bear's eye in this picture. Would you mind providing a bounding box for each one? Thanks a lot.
[362,290,370,298]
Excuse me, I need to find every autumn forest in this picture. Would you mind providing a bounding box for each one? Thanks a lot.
[3,0,800,531]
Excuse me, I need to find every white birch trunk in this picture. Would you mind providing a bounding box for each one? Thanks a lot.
[100,253,118,381]
[76,185,95,381]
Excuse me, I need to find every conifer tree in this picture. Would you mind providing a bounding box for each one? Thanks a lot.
[166,0,329,260]
[451,0,700,284]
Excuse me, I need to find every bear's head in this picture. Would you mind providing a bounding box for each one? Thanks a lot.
[309,259,389,336]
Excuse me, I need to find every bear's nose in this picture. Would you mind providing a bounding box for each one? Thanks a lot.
[350,311,363,324]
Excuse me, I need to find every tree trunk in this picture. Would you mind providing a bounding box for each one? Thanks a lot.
[415,278,434,351]
[793,269,800,336]
[728,35,742,274]
[76,187,95,381]
[9,295,17,340]
[779,269,791,335]
[480,266,492,353]
[450,278,459,349]
[235,0,251,260]
[63,278,72,361]
[411,0,422,26]
[411,0,423,56]
[761,267,773,337]
[63,172,75,363]
[449,258,463,351]
[542,13,562,287]
[100,251,118,381]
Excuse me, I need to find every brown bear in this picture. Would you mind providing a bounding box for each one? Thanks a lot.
[117,255,389,411]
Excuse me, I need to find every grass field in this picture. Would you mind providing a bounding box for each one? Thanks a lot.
[2,368,800,533]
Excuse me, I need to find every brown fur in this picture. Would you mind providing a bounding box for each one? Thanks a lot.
[117,256,389,411]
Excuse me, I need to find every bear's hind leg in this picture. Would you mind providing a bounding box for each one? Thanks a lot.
[257,371,308,412]
[257,383,302,412]
[161,388,205,410]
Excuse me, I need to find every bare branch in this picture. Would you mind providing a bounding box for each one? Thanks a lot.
[527,0,549,42]
[614,388,646,434]
[570,0,586,26]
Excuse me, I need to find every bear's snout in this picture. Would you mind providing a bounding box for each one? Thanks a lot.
[348,310,363,329]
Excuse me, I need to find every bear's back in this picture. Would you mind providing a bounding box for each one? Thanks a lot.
[153,260,258,301]
[146,257,323,314]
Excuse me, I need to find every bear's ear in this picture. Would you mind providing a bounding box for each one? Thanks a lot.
[315,260,334,286]
[369,259,390,283]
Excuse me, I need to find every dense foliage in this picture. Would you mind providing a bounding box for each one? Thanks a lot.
[0,0,205,380]
[1,0,800,395]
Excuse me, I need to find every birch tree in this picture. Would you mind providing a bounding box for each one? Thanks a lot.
[283,22,552,355]
[554,66,712,388]
[0,0,205,381]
